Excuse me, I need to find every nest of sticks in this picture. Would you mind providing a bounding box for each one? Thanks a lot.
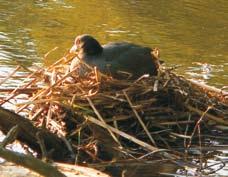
[0,51,228,176]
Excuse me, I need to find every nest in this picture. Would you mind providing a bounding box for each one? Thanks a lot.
[0,51,228,176]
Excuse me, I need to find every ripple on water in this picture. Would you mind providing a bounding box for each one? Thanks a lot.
[0,32,9,40]
[0,33,13,62]
[34,0,74,9]
[0,28,41,66]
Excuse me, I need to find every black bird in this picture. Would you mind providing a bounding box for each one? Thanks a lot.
[69,34,162,79]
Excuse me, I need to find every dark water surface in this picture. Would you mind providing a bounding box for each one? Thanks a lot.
[0,0,228,86]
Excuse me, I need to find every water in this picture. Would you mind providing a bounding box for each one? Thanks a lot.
[0,0,228,87]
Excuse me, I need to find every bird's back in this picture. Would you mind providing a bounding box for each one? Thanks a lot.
[80,42,158,79]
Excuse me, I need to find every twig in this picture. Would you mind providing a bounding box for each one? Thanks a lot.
[0,125,19,148]
[123,90,157,147]
[30,107,45,121]
[0,147,66,177]
[60,136,75,159]
[186,105,228,126]
[16,66,80,113]
[0,77,37,106]
[0,87,39,93]
[84,115,158,152]
[187,106,212,148]
[44,47,58,59]
[46,102,53,128]
[189,79,228,97]
[86,97,121,146]
[0,66,21,86]
[36,132,48,161]
[85,115,197,169]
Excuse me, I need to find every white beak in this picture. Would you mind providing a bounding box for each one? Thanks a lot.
[70,44,77,53]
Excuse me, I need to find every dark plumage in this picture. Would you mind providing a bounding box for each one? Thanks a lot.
[69,34,161,79]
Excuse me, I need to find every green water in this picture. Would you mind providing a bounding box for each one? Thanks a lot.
[0,0,228,86]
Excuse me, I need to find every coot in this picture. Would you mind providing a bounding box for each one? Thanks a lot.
[69,34,161,79]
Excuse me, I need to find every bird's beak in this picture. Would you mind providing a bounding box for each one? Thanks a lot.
[69,44,77,53]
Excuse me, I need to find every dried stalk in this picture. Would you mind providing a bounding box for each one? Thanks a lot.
[123,90,157,147]
[0,66,21,86]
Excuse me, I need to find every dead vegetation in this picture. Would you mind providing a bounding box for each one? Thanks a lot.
[0,51,228,177]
